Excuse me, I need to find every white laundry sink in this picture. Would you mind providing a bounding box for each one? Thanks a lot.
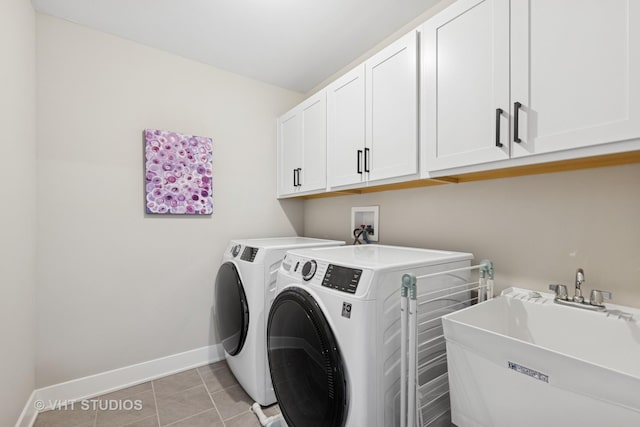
[442,287,640,427]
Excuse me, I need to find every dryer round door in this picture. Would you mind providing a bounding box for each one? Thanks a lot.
[214,262,249,356]
[267,287,348,427]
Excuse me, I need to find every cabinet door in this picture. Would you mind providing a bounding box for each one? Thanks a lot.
[277,109,301,197]
[327,65,366,188]
[511,0,640,157]
[299,92,327,192]
[421,0,510,172]
[366,30,419,182]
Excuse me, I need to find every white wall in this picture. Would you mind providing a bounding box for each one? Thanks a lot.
[36,14,304,387]
[304,164,640,308]
[0,0,37,424]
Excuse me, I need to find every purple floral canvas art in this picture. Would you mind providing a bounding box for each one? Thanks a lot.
[144,129,213,215]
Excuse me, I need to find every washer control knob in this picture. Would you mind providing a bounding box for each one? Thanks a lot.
[231,245,241,257]
[301,260,317,281]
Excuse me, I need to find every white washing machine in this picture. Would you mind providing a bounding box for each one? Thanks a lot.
[267,244,473,427]
[214,237,344,406]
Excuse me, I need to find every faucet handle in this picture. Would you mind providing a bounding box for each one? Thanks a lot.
[549,284,568,300]
[590,289,612,307]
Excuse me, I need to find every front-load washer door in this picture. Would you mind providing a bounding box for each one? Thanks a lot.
[267,287,348,427]
[214,262,249,356]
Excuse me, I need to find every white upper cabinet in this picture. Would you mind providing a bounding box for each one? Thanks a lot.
[277,91,327,197]
[326,30,419,189]
[278,110,302,196]
[366,30,419,182]
[422,0,640,173]
[300,94,327,191]
[327,65,366,188]
[510,0,640,157]
[422,0,510,171]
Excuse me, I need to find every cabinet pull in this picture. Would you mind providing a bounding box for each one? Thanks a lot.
[357,150,363,174]
[293,169,297,187]
[364,148,370,173]
[514,102,522,143]
[495,108,504,147]
[296,168,302,186]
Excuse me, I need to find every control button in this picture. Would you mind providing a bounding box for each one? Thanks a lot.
[301,260,317,281]
[231,245,241,257]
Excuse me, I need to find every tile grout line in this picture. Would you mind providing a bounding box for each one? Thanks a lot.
[163,408,219,427]
[195,365,227,427]
[224,409,261,425]
[96,386,156,427]
[150,380,162,427]
[155,381,213,400]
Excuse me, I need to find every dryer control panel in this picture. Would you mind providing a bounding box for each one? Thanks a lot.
[281,254,369,296]
[240,246,259,262]
[322,264,362,294]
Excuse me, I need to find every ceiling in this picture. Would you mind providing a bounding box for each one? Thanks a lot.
[31,0,441,93]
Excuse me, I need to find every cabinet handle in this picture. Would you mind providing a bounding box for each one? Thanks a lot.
[514,102,522,143]
[296,168,302,186]
[495,108,504,147]
[364,148,370,173]
[293,169,297,187]
[357,150,363,174]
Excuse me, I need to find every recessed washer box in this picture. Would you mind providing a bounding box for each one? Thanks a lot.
[351,206,379,241]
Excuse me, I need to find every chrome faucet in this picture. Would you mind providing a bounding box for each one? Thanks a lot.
[548,268,612,312]
[574,268,585,303]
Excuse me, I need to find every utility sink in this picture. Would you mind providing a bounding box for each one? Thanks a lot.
[442,287,640,427]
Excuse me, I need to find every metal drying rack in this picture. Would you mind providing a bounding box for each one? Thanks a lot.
[400,260,495,427]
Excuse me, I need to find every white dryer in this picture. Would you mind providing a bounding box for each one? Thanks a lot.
[214,237,344,406]
[267,245,473,427]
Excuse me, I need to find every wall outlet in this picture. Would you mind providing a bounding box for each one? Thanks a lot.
[351,206,379,242]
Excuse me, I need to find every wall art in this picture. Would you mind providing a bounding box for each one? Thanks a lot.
[144,128,213,215]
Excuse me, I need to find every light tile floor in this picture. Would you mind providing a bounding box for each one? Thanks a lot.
[34,361,280,427]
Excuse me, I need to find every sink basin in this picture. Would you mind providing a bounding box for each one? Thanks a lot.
[442,287,640,427]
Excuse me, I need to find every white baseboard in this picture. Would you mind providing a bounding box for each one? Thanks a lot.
[15,391,38,427]
[15,344,225,427]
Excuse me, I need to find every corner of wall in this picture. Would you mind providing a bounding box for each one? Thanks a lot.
[0,0,37,425]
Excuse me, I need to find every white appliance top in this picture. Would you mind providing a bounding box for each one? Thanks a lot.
[286,244,472,271]
[231,237,344,250]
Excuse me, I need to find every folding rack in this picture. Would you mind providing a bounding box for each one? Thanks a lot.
[400,260,495,427]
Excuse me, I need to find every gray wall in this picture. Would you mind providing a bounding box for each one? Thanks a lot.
[304,164,640,307]
[35,14,304,387]
[0,0,37,424]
